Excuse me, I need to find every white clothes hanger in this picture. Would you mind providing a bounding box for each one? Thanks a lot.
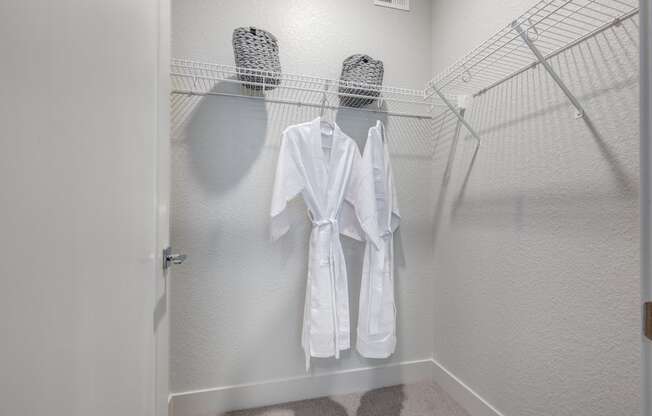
[377,120,386,143]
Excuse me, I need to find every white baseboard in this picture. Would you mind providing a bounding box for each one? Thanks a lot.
[430,359,505,416]
[170,358,434,416]
[170,358,505,416]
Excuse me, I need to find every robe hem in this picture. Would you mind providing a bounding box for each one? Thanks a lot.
[356,335,396,359]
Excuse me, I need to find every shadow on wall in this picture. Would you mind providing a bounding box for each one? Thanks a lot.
[170,85,434,390]
[335,103,388,151]
[184,78,268,195]
[429,19,639,236]
[335,105,409,268]
[335,102,437,161]
[223,385,405,416]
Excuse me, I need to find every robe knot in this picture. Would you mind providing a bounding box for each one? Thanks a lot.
[311,218,339,229]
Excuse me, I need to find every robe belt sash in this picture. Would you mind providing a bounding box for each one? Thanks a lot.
[368,228,394,335]
[310,216,342,360]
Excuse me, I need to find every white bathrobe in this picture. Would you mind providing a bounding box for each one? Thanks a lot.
[270,117,380,369]
[357,121,401,359]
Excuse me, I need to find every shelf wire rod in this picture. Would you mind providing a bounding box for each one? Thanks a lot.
[525,0,614,36]
[548,6,619,24]
[480,47,541,64]
[539,10,613,28]
[460,37,535,66]
[475,50,536,67]
[171,89,437,120]
[534,9,611,37]
[546,6,612,24]
[524,0,577,28]
[608,0,636,8]
[434,41,534,92]
[456,61,527,81]
[456,61,528,82]
[462,53,533,74]
[578,1,632,18]
[536,19,591,37]
[529,33,578,47]
[529,0,615,33]
[434,42,525,90]
[434,26,527,82]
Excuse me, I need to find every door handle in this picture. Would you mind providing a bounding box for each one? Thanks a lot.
[163,246,187,270]
[646,302,652,341]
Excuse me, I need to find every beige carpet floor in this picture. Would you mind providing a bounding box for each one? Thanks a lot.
[224,382,471,416]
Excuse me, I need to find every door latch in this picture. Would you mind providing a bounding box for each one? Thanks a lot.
[646,302,652,341]
[163,246,187,270]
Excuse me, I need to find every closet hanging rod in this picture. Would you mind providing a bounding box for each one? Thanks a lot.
[171,89,435,120]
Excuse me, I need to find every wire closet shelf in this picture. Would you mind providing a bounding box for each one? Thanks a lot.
[426,0,638,100]
[171,59,443,119]
[171,0,639,131]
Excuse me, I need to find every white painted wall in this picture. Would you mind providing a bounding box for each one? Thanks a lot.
[431,1,641,415]
[0,1,168,415]
[170,0,435,400]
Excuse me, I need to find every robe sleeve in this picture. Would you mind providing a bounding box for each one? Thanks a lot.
[341,148,381,248]
[270,133,304,241]
[390,185,401,233]
[388,147,401,233]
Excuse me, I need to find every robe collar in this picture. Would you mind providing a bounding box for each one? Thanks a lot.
[310,116,345,174]
[310,117,347,214]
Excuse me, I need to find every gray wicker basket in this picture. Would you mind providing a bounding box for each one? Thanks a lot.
[232,27,281,90]
[338,54,384,107]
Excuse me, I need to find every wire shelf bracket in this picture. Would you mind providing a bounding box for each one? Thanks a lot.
[430,89,482,143]
[511,20,586,119]
[426,0,639,141]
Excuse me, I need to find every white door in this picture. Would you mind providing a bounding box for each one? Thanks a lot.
[0,1,169,415]
[156,0,172,415]
[642,1,652,415]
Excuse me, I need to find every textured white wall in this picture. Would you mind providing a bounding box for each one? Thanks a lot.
[431,1,641,415]
[170,0,435,394]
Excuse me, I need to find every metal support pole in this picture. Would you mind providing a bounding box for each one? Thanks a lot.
[430,87,482,142]
[442,108,466,187]
[171,90,434,120]
[512,21,586,119]
[432,107,477,251]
